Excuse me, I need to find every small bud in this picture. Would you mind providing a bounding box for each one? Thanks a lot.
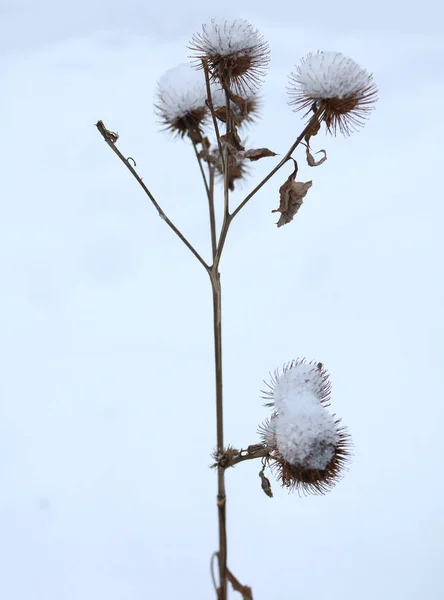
[259,464,273,498]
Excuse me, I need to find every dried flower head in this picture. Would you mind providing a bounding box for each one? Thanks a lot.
[155,63,208,142]
[211,87,261,126]
[214,148,250,191]
[189,18,270,95]
[288,51,378,136]
[259,360,351,495]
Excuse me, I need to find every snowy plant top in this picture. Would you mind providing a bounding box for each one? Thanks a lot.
[296,51,372,99]
[190,18,269,95]
[156,63,207,121]
[272,363,326,413]
[261,360,350,492]
[198,18,264,57]
[273,397,339,470]
[270,364,338,470]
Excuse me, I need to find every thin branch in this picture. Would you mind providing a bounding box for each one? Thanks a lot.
[210,552,219,596]
[96,120,210,272]
[213,89,234,269]
[208,165,217,260]
[191,140,217,260]
[191,139,210,197]
[222,445,270,469]
[223,88,232,218]
[214,110,324,268]
[203,62,225,171]
[231,107,324,220]
[226,568,253,600]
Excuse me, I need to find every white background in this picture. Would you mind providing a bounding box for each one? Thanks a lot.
[1,1,443,598]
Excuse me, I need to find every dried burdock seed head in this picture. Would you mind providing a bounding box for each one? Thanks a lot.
[189,18,270,95]
[211,445,240,468]
[155,63,208,142]
[211,87,262,126]
[288,51,378,136]
[259,359,352,495]
[214,149,250,191]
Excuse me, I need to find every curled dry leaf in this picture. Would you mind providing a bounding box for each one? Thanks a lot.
[220,130,245,152]
[214,106,229,123]
[304,117,321,146]
[306,147,327,167]
[271,159,313,227]
[272,161,312,227]
[244,147,277,161]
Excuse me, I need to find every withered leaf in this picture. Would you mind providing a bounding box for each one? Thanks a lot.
[187,128,203,144]
[229,93,248,113]
[272,162,312,227]
[214,106,228,123]
[244,148,277,161]
[304,117,321,146]
[220,129,245,152]
[306,147,327,167]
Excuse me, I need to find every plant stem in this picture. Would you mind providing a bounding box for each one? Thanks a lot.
[203,62,225,172]
[210,268,227,600]
[192,139,210,198]
[209,166,217,260]
[192,140,217,260]
[210,82,237,600]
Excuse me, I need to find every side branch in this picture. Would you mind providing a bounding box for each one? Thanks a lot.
[95,120,210,271]
[231,107,324,219]
[226,567,253,600]
[213,444,270,469]
[202,63,225,171]
[192,140,217,260]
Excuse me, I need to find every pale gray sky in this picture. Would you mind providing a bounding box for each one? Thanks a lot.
[1,1,444,599]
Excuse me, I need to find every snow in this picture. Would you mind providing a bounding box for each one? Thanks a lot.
[156,63,207,121]
[197,18,263,56]
[272,363,326,412]
[266,363,338,470]
[294,51,372,99]
[274,399,338,470]
[209,85,227,108]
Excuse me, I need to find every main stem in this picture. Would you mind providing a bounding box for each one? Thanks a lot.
[210,268,227,600]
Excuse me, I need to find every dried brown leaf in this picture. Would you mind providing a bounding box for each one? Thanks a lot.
[229,93,248,113]
[304,117,321,146]
[214,106,228,123]
[306,147,327,167]
[220,130,244,152]
[244,148,277,161]
[272,162,312,227]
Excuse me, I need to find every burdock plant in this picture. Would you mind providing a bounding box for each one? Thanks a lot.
[96,17,377,600]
